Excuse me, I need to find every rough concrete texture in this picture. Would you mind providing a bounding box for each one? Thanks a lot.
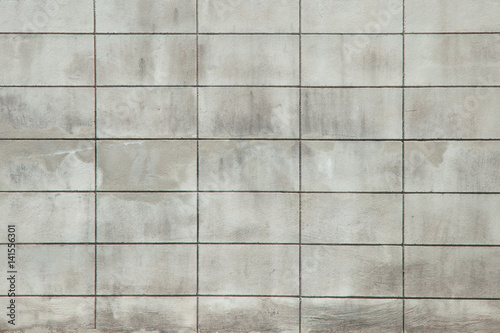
[1,0,499,331]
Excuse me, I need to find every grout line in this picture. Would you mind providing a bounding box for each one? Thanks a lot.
[402,1,406,331]
[1,294,500,300]
[304,296,500,300]
[4,190,500,194]
[2,31,500,35]
[195,1,200,331]
[93,0,97,329]
[298,0,303,331]
[4,138,500,142]
[2,84,500,88]
[4,242,500,247]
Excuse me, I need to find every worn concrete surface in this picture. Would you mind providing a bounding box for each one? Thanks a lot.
[301,193,402,244]
[199,140,299,191]
[0,35,94,85]
[199,245,299,296]
[302,141,402,192]
[1,0,499,331]
[97,192,197,243]
[97,140,197,190]
[302,246,402,297]
[301,298,403,333]
[97,87,197,138]
[302,35,403,86]
[199,35,299,85]
[302,88,402,139]
[199,192,299,243]
[0,193,94,243]
[97,245,197,295]
[199,87,299,138]
[0,88,94,138]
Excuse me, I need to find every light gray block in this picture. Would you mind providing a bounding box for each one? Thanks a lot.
[302,0,402,33]
[199,245,299,295]
[405,141,500,192]
[97,87,197,138]
[405,35,500,86]
[302,298,403,333]
[97,193,197,243]
[302,194,402,244]
[302,246,402,296]
[405,247,500,298]
[1,245,95,295]
[96,0,196,33]
[0,140,95,191]
[199,193,299,243]
[405,88,500,139]
[199,35,299,85]
[198,0,299,33]
[97,245,197,295]
[302,88,402,139]
[199,140,299,191]
[0,35,94,85]
[302,35,402,86]
[406,0,500,33]
[302,141,402,192]
[97,140,197,191]
[405,299,500,333]
[97,297,197,332]
[199,297,299,333]
[199,87,299,138]
[0,0,93,32]
[405,194,500,245]
[0,297,94,331]
[0,193,94,243]
[0,88,94,138]
[96,35,196,85]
